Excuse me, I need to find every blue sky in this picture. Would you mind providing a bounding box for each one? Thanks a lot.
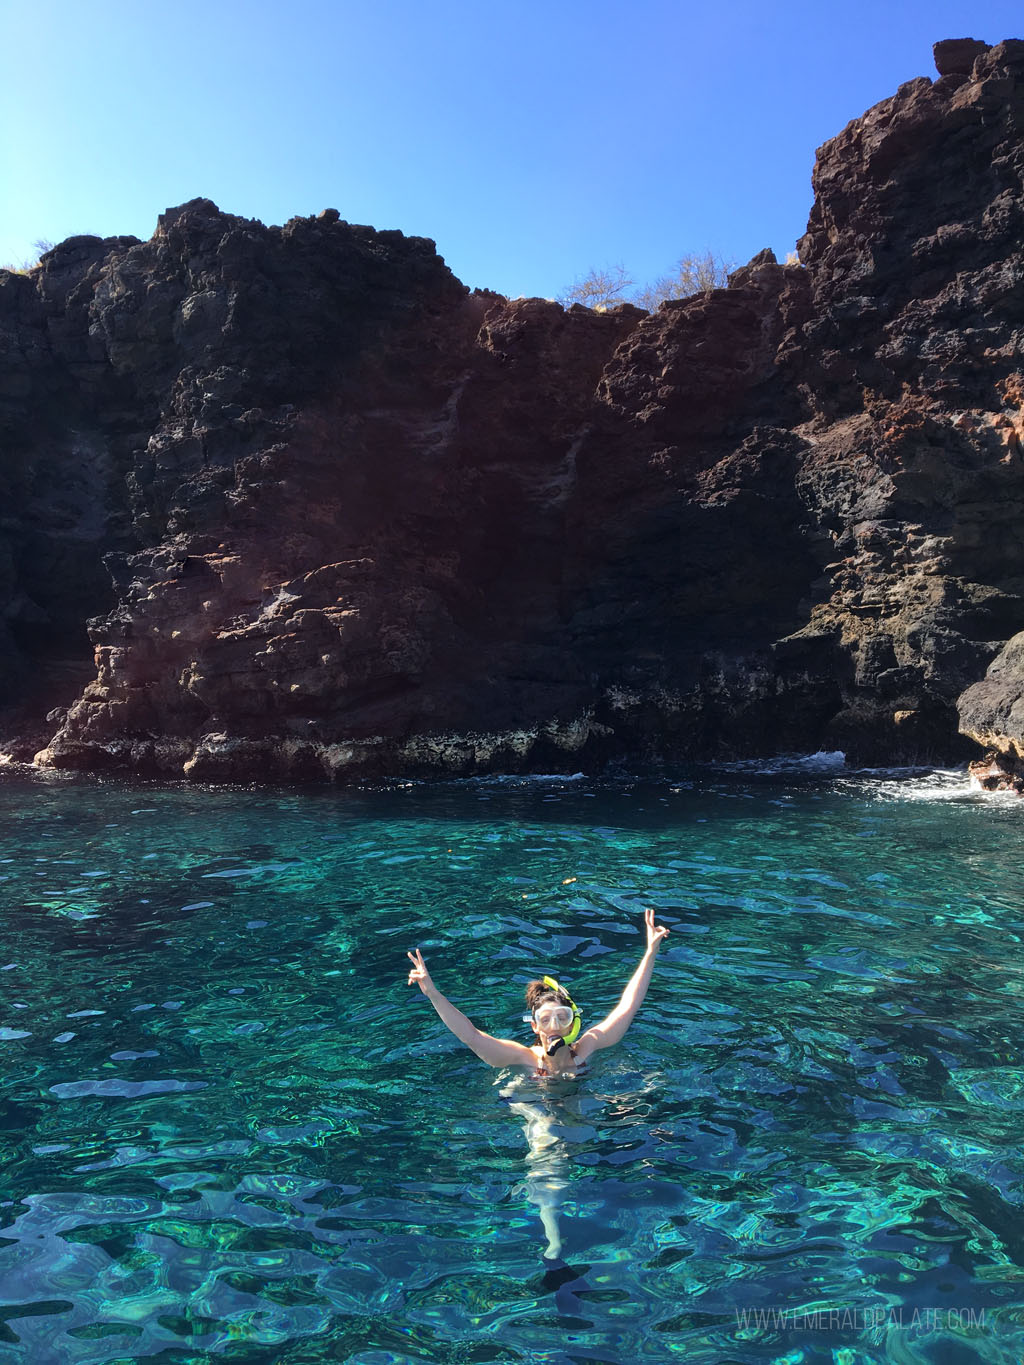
[3,0,1021,298]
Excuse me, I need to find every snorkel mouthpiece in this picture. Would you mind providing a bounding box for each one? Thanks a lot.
[540,974,582,1047]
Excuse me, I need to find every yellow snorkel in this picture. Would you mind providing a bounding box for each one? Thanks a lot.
[541,974,582,1045]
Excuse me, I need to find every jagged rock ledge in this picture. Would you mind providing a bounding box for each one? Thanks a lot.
[959,631,1024,792]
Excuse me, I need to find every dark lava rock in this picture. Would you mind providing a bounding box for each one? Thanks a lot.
[933,38,991,77]
[2,40,1024,782]
[967,749,1024,794]
[958,632,1024,763]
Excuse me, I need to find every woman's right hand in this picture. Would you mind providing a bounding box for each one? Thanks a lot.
[406,948,434,995]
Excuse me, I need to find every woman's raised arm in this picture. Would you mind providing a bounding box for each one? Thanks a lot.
[572,909,669,1060]
[406,949,536,1068]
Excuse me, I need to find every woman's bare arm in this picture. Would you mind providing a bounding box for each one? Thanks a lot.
[573,909,669,1060]
[406,948,536,1068]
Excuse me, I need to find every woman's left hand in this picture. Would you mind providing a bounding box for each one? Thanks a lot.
[645,906,669,951]
[406,948,435,995]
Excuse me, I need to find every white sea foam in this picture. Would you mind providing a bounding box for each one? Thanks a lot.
[714,750,848,775]
[464,772,588,785]
[838,766,998,804]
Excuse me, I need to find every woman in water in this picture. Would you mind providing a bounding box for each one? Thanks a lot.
[407,908,670,1259]
[405,906,670,1074]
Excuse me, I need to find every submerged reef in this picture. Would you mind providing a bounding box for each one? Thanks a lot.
[3,38,1024,783]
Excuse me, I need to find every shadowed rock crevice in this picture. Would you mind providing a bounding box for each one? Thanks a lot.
[2,39,1024,781]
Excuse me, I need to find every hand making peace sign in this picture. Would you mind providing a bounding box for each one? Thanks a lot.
[645,906,670,952]
[406,947,435,995]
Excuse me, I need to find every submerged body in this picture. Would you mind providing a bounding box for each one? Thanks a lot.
[503,1083,581,1260]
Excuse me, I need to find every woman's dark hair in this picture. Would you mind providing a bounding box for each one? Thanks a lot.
[525,979,570,1013]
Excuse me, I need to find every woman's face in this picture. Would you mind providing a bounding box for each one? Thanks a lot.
[532,1002,574,1043]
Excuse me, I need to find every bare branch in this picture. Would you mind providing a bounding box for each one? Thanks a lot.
[633,251,736,311]
[559,262,634,310]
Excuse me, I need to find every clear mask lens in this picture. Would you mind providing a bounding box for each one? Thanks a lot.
[534,1006,574,1031]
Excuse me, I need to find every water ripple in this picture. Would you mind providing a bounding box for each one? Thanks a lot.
[0,768,1019,1359]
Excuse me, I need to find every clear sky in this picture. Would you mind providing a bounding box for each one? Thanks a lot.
[3,0,1021,299]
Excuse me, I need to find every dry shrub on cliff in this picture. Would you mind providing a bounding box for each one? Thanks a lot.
[633,252,736,309]
[561,249,736,311]
[1,238,55,275]
[559,262,635,309]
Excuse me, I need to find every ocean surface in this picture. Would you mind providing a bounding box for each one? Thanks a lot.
[0,757,1022,1363]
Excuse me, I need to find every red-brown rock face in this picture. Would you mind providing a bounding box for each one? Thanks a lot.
[3,39,1024,781]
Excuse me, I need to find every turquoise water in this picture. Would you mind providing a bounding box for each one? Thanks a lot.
[0,761,1023,1363]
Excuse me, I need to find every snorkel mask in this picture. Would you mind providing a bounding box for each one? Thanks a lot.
[526,974,582,1055]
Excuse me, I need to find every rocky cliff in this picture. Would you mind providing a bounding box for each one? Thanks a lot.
[3,37,1024,783]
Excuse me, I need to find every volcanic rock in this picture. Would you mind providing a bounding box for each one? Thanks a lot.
[933,38,992,76]
[2,38,1024,781]
[958,632,1024,760]
[967,749,1024,794]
